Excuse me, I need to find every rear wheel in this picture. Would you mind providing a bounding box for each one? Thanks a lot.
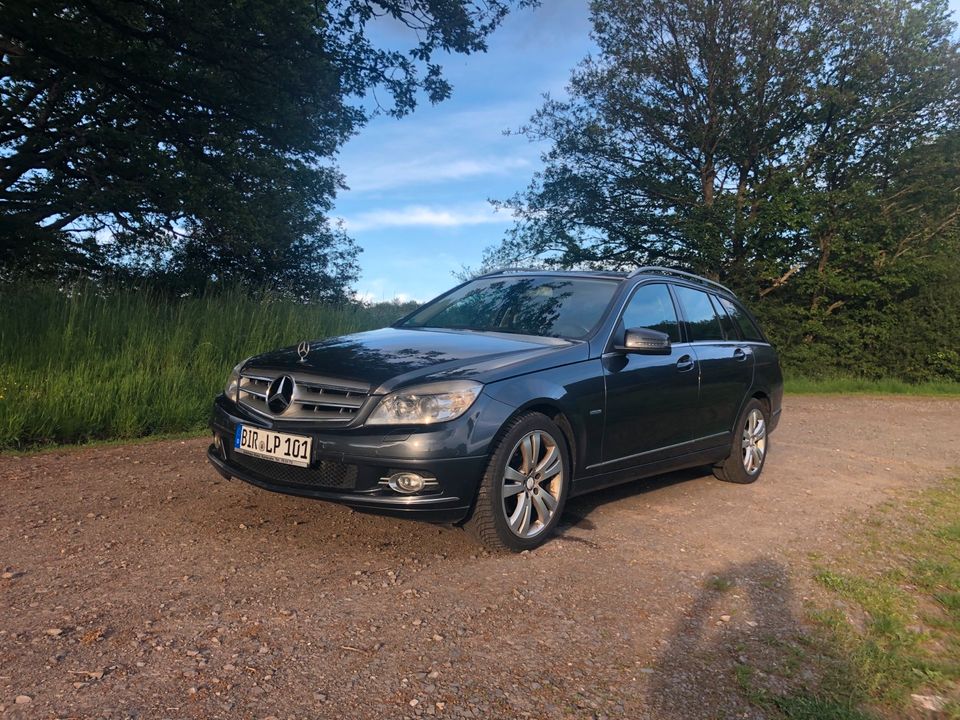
[466,413,570,552]
[713,398,768,484]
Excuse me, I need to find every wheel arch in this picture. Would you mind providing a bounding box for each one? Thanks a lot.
[751,389,771,415]
[518,402,578,477]
[459,400,578,540]
[484,373,589,470]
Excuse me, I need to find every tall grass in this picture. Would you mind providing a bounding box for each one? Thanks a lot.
[0,283,414,449]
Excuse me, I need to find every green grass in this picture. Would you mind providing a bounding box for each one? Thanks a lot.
[735,663,873,720]
[0,283,415,450]
[785,375,960,395]
[705,575,736,592]
[737,478,960,719]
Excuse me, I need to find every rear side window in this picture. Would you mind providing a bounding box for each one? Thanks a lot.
[620,283,681,342]
[717,297,765,341]
[711,295,739,339]
[674,286,725,342]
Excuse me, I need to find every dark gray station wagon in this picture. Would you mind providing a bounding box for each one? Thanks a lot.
[208,267,783,551]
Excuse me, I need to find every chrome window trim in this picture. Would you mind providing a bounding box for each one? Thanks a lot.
[598,278,769,356]
[601,279,684,354]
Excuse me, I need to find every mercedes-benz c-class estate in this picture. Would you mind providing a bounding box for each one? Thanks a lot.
[208,267,783,551]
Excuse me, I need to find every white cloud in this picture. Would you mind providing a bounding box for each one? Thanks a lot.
[353,276,427,305]
[354,289,420,304]
[351,251,472,303]
[346,155,530,193]
[336,99,544,195]
[341,203,513,232]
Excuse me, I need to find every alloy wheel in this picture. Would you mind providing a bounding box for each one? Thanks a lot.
[741,408,767,474]
[501,430,563,538]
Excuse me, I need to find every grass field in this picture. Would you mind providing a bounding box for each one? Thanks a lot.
[0,283,414,450]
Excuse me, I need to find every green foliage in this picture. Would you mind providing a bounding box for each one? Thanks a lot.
[0,283,416,449]
[487,0,960,381]
[0,0,529,296]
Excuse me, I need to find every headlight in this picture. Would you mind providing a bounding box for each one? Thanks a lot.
[366,380,483,426]
[224,358,250,402]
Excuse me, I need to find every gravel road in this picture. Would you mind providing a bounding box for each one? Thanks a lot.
[2,396,959,719]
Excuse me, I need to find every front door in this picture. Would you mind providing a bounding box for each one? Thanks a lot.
[601,283,700,465]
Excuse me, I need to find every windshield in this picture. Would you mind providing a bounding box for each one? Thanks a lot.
[398,276,620,339]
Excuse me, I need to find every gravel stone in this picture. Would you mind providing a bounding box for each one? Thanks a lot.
[0,398,956,719]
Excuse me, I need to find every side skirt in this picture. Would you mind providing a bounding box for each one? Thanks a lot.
[569,445,729,498]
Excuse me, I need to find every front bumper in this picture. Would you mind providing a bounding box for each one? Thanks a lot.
[207,395,500,523]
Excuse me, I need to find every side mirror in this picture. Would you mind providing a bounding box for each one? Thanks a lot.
[617,327,671,354]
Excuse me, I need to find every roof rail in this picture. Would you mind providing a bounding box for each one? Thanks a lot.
[476,267,545,278]
[479,266,634,279]
[628,266,735,296]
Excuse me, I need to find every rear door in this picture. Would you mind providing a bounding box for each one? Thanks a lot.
[601,282,700,464]
[672,285,755,445]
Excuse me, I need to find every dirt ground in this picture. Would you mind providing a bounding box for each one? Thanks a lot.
[2,396,959,720]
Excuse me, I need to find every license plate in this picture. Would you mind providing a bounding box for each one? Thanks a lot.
[234,425,312,467]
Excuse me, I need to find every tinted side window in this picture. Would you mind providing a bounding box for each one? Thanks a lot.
[717,297,764,341]
[674,286,724,342]
[711,294,739,340]
[621,283,681,342]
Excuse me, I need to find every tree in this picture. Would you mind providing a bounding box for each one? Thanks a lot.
[1,0,530,297]
[487,0,960,378]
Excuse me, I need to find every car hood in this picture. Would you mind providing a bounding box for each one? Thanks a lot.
[245,327,585,393]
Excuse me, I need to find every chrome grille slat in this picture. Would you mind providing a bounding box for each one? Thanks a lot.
[295,388,364,409]
[299,401,363,411]
[238,368,370,423]
[298,381,366,395]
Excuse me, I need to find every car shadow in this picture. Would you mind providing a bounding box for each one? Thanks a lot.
[642,556,862,718]
[560,465,713,531]
[648,557,791,717]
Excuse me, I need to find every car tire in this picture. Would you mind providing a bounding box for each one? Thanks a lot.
[466,412,571,552]
[713,398,769,484]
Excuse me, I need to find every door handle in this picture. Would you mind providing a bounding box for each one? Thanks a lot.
[676,354,695,372]
[733,347,748,362]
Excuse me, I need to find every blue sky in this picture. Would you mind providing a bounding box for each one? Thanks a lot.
[336,0,960,304]
[335,0,594,303]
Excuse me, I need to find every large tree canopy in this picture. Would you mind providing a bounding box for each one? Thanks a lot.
[488,0,960,379]
[1,0,529,297]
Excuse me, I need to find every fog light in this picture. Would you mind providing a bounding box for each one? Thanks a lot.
[379,472,438,494]
[394,472,426,493]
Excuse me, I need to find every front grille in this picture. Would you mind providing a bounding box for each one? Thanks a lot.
[238,369,370,424]
[227,447,357,490]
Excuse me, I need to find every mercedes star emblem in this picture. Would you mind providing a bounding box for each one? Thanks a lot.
[266,375,295,414]
[297,340,310,363]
